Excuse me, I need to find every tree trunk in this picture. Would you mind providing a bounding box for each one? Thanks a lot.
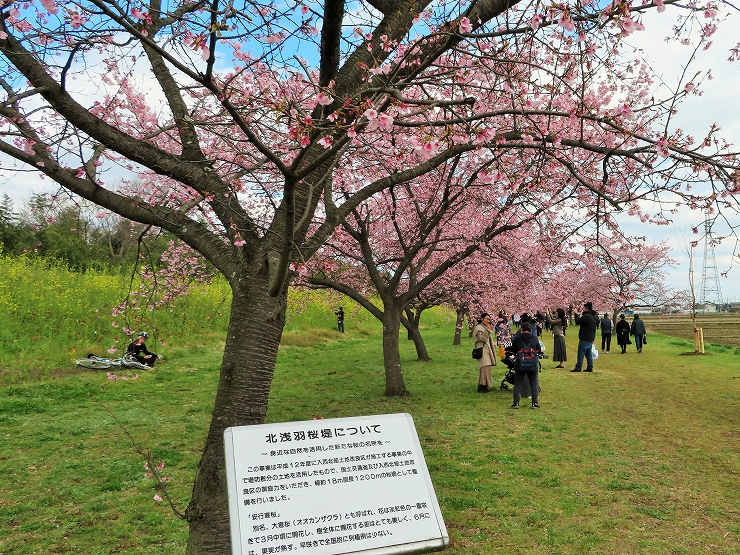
[404,308,431,361]
[406,322,431,361]
[382,307,409,396]
[453,308,466,345]
[185,266,287,555]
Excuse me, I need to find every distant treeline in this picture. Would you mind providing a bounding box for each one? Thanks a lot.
[0,192,174,272]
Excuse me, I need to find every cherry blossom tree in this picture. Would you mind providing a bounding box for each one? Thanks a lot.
[305,155,558,394]
[590,236,679,312]
[541,230,680,316]
[1,1,739,553]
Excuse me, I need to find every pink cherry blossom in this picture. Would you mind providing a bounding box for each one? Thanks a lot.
[264,33,284,44]
[655,137,670,157]
[619,17,637,36]
[69,12,87,29]
[377,114,394,130]
[459,17,473,34]
[40,0,58,15]
[558,15,575,32]
[316,92,333,106]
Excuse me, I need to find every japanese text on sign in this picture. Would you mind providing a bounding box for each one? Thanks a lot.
[224,413,448,555]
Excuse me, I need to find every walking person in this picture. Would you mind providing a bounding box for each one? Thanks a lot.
[545,308,568,368]
[615,314,631,353]
[473,313,497,393]
[571,302,598,372]
[510,322,541,409]
[630,313,647,353]
[512,313,521,329]
[600,313,613,353]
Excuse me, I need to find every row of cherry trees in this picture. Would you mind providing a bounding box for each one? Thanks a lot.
[302,182,678,397]
[1,1,738,553]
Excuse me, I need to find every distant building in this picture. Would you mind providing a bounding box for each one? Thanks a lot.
[627,305,660,315]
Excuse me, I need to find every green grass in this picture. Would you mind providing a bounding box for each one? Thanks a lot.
[0,256,232,381]
[1,268,739,554]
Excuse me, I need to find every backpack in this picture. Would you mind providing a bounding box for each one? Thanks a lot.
[516,346,539,372]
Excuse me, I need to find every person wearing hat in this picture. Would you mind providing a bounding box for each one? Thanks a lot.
[571,302,598,372]
[126,332,159,367]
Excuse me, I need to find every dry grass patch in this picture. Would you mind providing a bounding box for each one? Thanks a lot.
[280,327,344,346]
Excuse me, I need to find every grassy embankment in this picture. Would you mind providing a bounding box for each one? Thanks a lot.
[1,258,738,554]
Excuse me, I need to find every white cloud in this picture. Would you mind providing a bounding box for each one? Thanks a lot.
[0,163,61,206]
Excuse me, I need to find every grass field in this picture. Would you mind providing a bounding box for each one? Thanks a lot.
[1,294,739,555]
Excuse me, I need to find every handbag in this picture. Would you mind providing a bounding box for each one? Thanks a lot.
[643,334,647,344]
[472,347,483,359]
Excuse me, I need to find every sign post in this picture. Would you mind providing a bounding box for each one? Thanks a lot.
[224,413,449,555]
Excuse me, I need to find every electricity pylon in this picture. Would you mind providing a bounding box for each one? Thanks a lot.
[700,216,723,310]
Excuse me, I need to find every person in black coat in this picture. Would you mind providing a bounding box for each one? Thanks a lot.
[615,314,631,354]
[600,313,613,353]
[510,322,541,409]
[335,307,345,333]
[126,332,159,367]
[571,302,598,372]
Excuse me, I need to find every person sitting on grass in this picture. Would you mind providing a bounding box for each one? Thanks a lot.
[126,332,159,367]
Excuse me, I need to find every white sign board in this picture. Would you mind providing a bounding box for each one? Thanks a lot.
[224,413,449,555]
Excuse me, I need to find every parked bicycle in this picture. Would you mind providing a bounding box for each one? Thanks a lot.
[75,354,150,371]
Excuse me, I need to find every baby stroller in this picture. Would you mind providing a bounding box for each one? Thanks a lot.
[499,345,543,393]
[499,348,517,390]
